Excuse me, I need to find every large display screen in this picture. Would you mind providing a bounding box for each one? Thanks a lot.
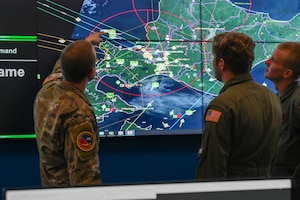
[1,0,299,138]
[0,1,37,138]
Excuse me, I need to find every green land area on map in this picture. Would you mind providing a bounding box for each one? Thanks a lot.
[86,0,300,130]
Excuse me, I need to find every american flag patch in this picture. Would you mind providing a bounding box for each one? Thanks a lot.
[205,109,222,123]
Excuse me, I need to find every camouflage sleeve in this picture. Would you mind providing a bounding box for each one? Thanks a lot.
[64,114,102,186]
[42,59,63,85]
[51,59,62,74]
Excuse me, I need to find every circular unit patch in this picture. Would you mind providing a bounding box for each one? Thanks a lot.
[76,131,96,152]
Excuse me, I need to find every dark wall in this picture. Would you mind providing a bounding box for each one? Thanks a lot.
[0,134,201,200]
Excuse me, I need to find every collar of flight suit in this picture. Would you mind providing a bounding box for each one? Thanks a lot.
[279,81,299,101]
[219,72,253,94]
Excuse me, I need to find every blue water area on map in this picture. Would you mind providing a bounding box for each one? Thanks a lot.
[79,0,286,134]
[96,75,210,132]
[72,0,160,40]
[251,62,276,93]
[230,0,300,20]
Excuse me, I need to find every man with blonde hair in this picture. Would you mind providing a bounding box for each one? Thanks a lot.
[265,41,300,199]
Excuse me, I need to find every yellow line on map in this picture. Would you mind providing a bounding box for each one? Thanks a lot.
[126,100,154,131]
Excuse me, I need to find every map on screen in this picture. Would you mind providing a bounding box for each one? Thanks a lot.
[37,0,300,137]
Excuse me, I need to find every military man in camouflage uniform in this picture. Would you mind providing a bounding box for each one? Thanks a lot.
[33,33,104,187]
[195,32,282,179]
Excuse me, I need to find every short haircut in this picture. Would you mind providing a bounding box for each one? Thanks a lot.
[212,32,255,74]
[277,42,300,80]
[60,40,96,83]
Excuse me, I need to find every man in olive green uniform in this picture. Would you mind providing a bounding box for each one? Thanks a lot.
[195,32,282,179]
[33,33,104,187]
[264,42,300,199]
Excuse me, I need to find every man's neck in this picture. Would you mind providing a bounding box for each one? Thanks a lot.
[62,80,86,92]
[274,79,294,96]
[221,71,235,84]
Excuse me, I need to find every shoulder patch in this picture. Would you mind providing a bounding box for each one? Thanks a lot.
[76,131,96,152]
[205,109,222,123]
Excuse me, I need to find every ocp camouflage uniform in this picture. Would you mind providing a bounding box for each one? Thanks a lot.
[195,73,282,179]
[33,60,102,187]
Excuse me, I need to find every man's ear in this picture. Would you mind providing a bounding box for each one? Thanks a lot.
[87,67,96,81]
[218,58,225,70]
[283,68,294,79]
